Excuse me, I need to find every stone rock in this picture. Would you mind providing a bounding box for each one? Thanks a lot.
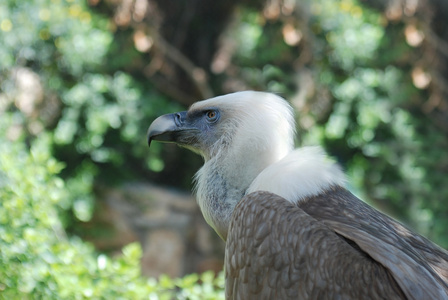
[90,182,224,278]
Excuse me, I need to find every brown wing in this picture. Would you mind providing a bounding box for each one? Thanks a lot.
[225,191,407,300]
[299,186,448,300]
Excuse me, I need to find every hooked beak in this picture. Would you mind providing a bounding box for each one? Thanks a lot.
[147,111,195,147]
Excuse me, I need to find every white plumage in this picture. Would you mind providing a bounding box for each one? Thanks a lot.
[247,146,346,204]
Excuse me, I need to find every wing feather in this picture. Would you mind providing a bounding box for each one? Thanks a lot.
[299,186,448,300]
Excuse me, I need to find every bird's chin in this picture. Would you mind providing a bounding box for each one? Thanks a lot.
[177,144,208,160]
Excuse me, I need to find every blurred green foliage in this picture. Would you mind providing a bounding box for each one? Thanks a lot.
[309,0,448,246]
[0,119,224,298]
[0,0,180,222]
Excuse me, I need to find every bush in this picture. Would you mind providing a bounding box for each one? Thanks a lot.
[0,115,224,299]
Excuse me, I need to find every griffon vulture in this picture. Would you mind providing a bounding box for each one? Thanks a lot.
[147,91,448,299]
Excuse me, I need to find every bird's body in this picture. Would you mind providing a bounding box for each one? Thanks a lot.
[227,189,448,299]
[147,91,448,299]
[226,190,407,299]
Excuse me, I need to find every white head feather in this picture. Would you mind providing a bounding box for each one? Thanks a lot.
[190,91,295,162]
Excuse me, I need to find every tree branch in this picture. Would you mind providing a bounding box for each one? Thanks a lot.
[149,30,214,101]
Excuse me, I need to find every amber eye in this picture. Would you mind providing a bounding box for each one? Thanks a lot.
[205,110,219,123]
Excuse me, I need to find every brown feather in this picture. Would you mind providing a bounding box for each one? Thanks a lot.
[225,190,420,300]
[299,186,448,299]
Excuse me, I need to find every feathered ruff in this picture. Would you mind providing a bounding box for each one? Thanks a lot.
[247,146,346,203]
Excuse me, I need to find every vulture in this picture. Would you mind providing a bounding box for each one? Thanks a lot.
[147,91,448,299]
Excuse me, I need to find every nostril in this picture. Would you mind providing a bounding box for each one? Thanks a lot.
[174,113,183,127]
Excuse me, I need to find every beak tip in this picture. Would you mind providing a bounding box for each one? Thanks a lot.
[146,129,153,148]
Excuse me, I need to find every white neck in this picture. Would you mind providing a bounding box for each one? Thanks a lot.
[194,140,287,240]
[247,146,346,203]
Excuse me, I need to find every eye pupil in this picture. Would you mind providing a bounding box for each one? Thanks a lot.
[208,111,215,118]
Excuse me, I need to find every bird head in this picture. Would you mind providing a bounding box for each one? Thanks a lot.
[147,91,295,162]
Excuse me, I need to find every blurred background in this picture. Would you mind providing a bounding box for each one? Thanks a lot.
[1,0,447,298]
